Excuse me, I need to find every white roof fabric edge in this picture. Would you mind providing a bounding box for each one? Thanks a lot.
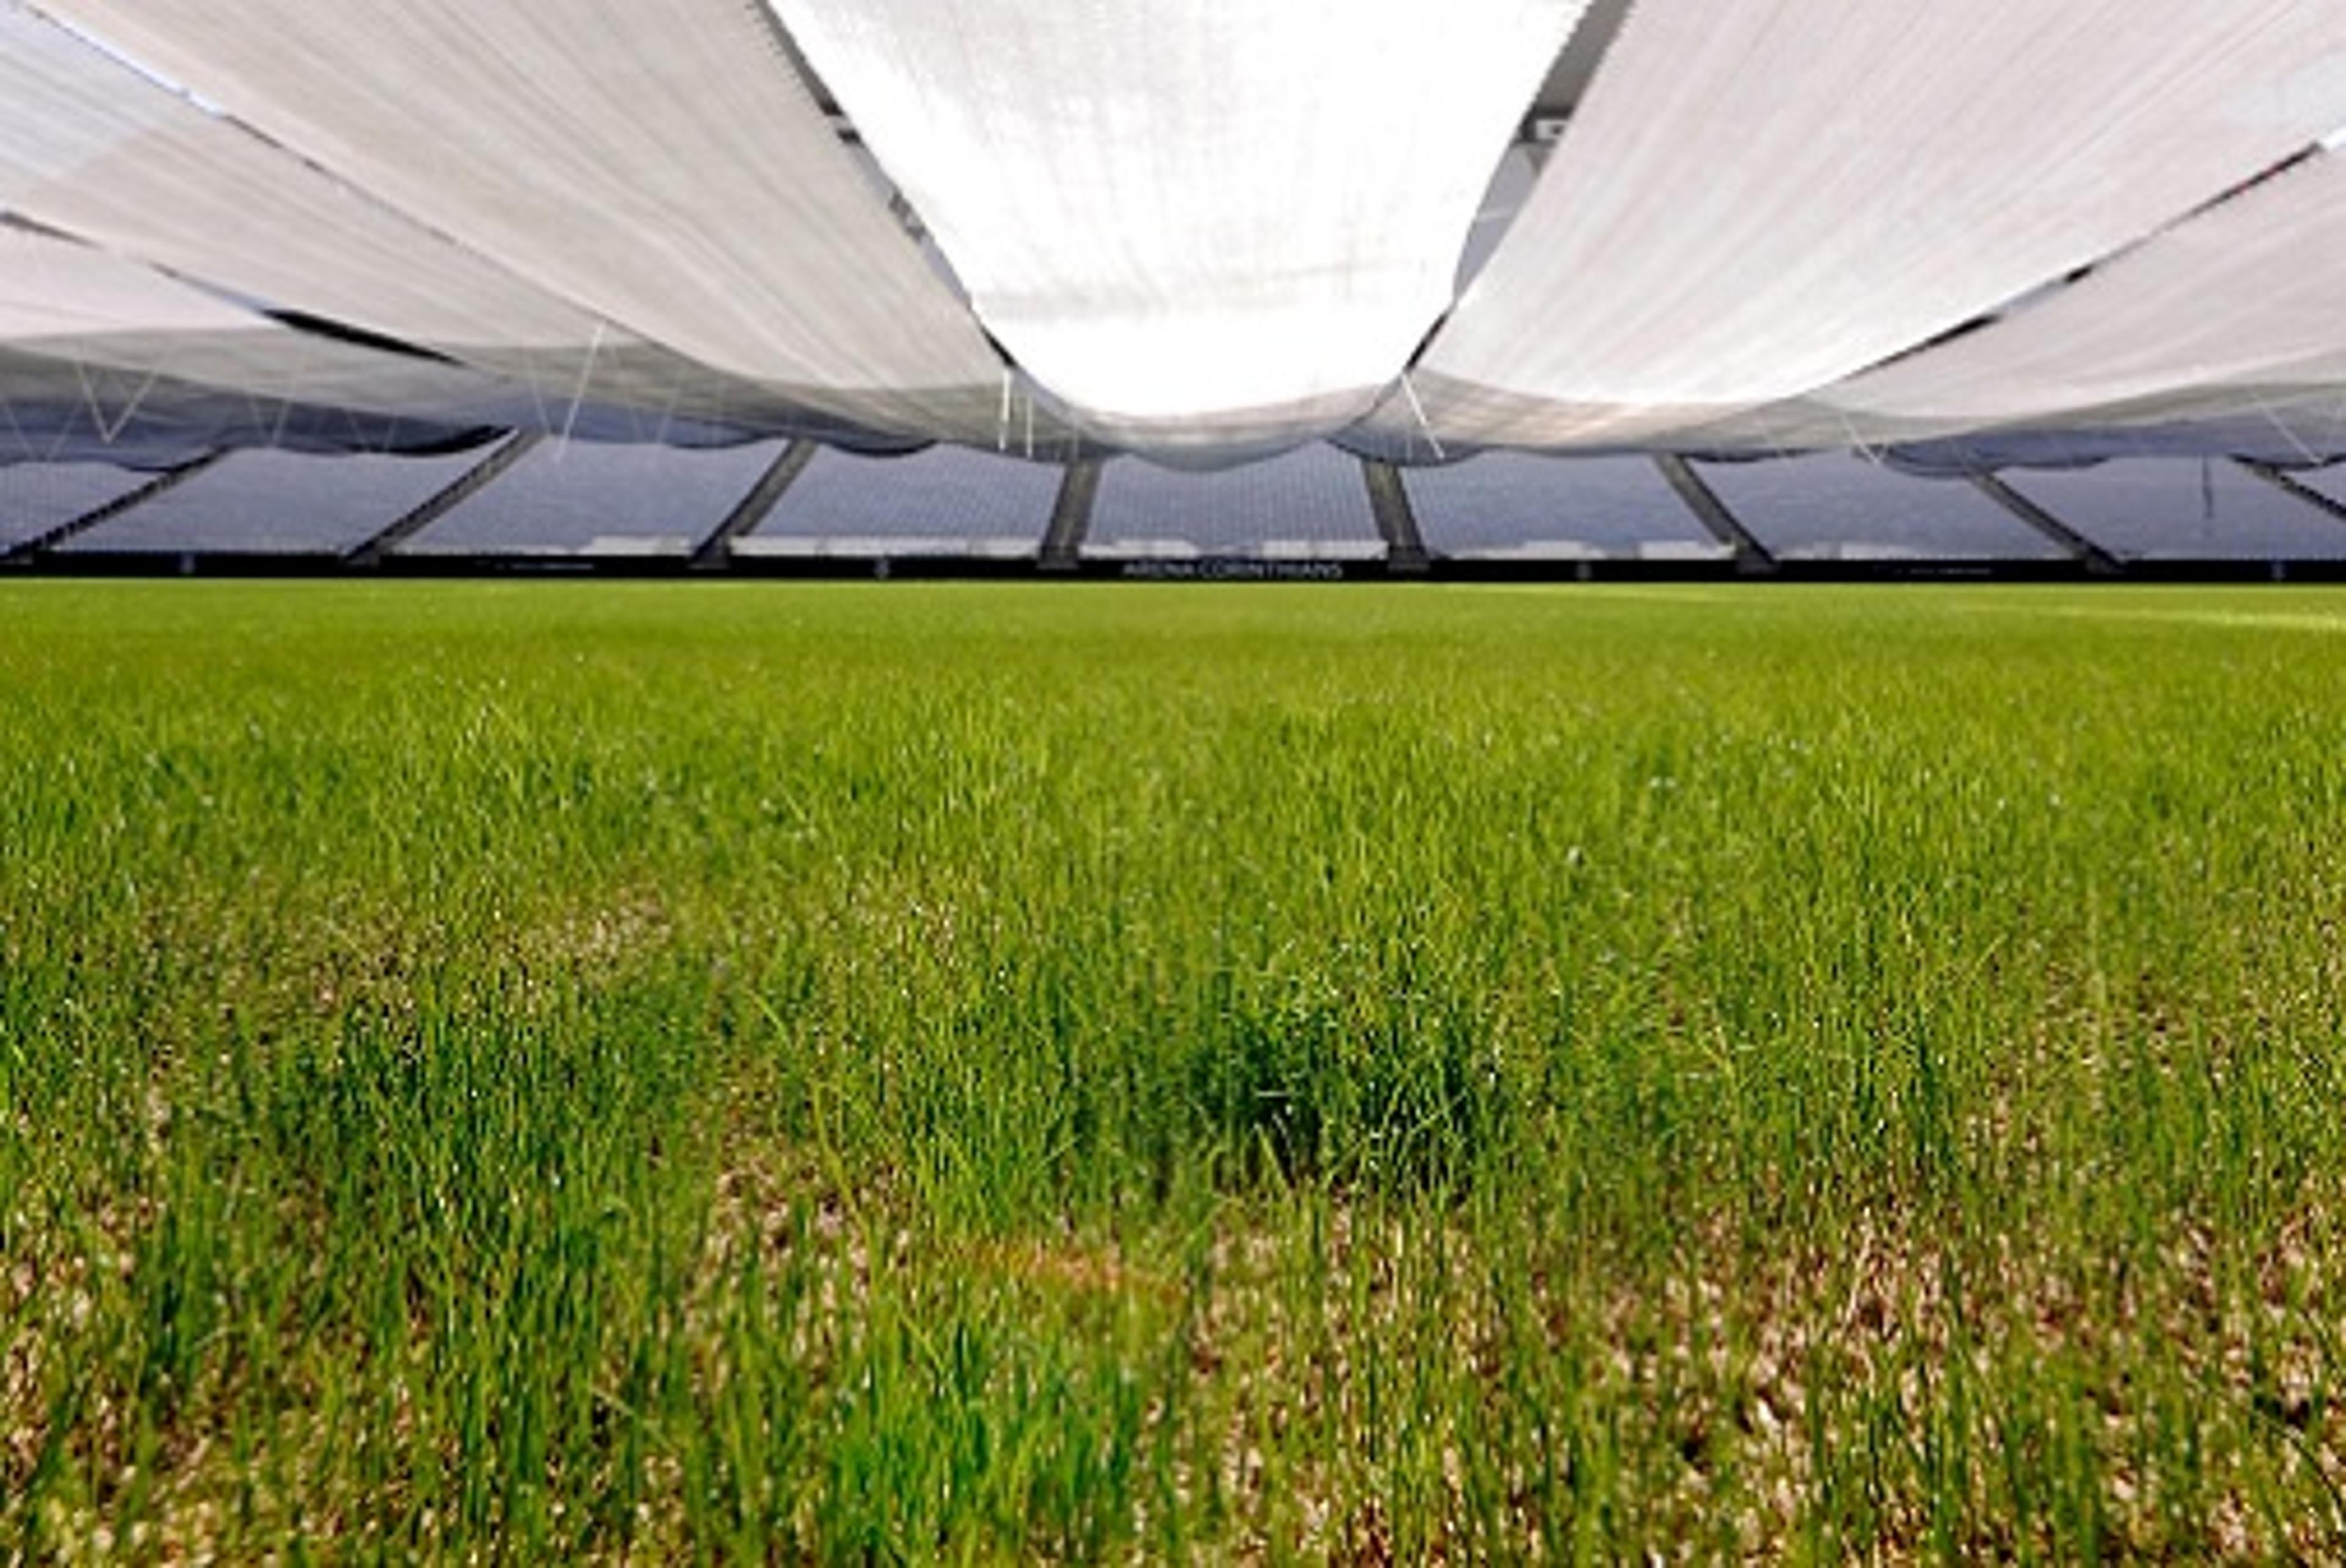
[0,224,507,423]
[33,0,1017,442]
[770,0,1590,454]
[1755,150,2346,456]
[1397,0,2346,451]
[5,5,2346,467]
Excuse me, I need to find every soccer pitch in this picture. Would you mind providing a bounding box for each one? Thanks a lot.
[4,582,2344,1558]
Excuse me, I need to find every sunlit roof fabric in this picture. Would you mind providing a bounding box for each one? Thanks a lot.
[1766,151,2346,455]
[1392,0,2346,451]
[770,0,1590,455]
[9,4,2346,498]
[0,221,254,343]
[0,224,505,450]
[0,7,700,432]
[37,0,1014,444]
[1402,454,1723,561]
[0,8,584,348]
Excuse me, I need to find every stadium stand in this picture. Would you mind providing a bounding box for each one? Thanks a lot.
[1694,453,2066,561]
[401,439,787,558]
[59,448,481,556]
[735,444,1058,560]
[2268,463,2346,525]
[0,461,152,553]
[2001,459,2346,561]
[1083,445,1384,562]
[1403,454,1724,561]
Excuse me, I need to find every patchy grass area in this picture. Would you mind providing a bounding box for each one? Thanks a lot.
[4,580,2344,1559]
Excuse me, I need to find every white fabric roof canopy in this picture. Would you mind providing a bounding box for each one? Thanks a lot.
[0,5,795,435]
[5,2,2346,470]
[1773,149,2346,456]
[35,0,1017,442]
[771,0,1590,454]
[1392,0,2346,451]
[0,222,254,343]
[0,5,590,352]
[0,223,502,421]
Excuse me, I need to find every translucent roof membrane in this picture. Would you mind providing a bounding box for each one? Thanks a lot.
[738,445,1059,559]
[0,9,590,351]
[15,7,2346,472]
[1692,454,2064,561]
[2003,458,2346,560]
[772,0,1589,453]
[42,0,1012,443]
[1084,445,1383,561]
[61,448,482,555]
[0,352,481,467]
[0,460,148,550]
[0,224,516,433]
[0,9,772,435]
[1789,150,2346,449]
[0,221,251,340]
[1401,0,2346,450]
[1401,454,1722,561]
[401,439,786,558]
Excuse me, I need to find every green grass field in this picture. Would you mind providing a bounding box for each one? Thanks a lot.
[4,581,2344,1560]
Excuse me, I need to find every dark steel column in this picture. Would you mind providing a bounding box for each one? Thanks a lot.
[346,432,542,567]
[1039,459,1102,571]
[2237,458,2346,534]
[1362,458,1431,574]
[1970,472,2122,574]
[1654,454,1776,574]
[0,451,225,566]
[692,440,817,569]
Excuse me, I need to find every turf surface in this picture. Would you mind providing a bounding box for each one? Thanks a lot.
[4,582,2344,1558]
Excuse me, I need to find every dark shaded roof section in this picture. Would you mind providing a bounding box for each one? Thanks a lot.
[1530,0,1637,121]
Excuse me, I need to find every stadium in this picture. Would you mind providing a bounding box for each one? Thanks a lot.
[8,0,2346,573]
[7,1,2346,1558]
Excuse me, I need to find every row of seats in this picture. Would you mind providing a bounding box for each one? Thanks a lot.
[5,443,2345,562]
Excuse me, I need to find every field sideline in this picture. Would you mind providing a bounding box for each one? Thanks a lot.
[4,582,2344,1559]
